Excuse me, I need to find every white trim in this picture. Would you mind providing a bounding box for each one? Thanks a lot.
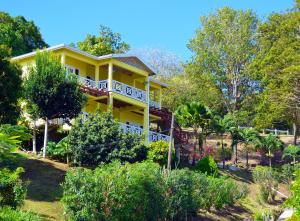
[11,44,157,75]
[149,77,169,88]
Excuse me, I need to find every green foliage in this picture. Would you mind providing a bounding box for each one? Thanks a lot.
[216,147,232,161]
[284,168,300,218]
[24,51,86,120]
[252,6,300,129]
[253,166,279,203]
[46,138,71,163]
[0,45,22,124]
[283,144,300,163]
[77,25,130,56]
[0,133,20,154]
[0,167,26,208]
[253,209,274,221]
[62,161,166,221]
[68,112,147,166]
[0,124,31,143]
[195,155,218,176]
[165,169,200,219]
[62,161,246,221]
[0,11,48,56]
[280,163,300,185]
[147,140,173,166]
[259,134,283,167]
[187,7,258,113]
[0,207,41,221]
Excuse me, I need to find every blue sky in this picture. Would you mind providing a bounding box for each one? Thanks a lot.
[1,0,295,61]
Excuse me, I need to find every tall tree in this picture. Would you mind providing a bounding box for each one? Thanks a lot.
[24,51,86,158]
[259,134,283,167]
[252,2,300,144]
[187,7,259,113]
[0,11,48,56]
[240,128,260,168]
[0,45,22,124]
[77,25,130,56]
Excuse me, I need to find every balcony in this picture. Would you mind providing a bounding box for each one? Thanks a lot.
[149,100,161,109]
[119,122,170,142]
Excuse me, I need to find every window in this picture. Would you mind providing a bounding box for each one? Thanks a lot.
[65,65,80,75]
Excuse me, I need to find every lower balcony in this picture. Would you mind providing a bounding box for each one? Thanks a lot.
[119,122,170,142]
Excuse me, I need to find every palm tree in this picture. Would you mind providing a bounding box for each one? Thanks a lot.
[175,102,212,163]
[240,128,261,168]
[282,144,300,165]
[260,134,283,167]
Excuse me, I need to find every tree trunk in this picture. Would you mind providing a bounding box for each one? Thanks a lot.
[66,154,69,165]
[42,118,48,158]
[246,148,249,168]
[269,149,272,167]
[221,135,225,169]
[293,122,297,145]
[232,143,238,165]
[293,157,296,165]
[167,113,175,170]
[193,130,198,164]
[32,121,37,154]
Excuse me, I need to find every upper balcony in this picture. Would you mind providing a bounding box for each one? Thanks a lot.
[73,74,161,109]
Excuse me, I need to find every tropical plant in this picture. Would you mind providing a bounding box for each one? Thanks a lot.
[0,167,26,208]
[283,144,300,165]
[46,138,71,164]
[253,166,279,203]
[240,128,261,167]
[259,134,283,167]
[0,45,22,124]
[24,51,86,158]
[195,155,218,176]
[77,25,130,56]
[68,112,147,166]
[0,133,20,154]
[175,102,213,162]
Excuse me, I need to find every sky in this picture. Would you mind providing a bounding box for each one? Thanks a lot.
[0,0,295,61]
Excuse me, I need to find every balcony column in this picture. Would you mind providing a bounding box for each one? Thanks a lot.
[144,78,150,144]
[159,88,162,109]
[107,62,113,111]
[95,65,99,84]
[61,53,65,65]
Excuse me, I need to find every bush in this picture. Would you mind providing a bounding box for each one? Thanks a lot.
[147,140,173,166]
[68,112,147,166]
[62,161,166,221]
[165,169,200,219]
[62,161,247,221]
[253,166,279,203]
[46,138,71,163]
[0,167,26,208]
[0,207,41,221]
[284,168,300,218]
[195,155,218,176]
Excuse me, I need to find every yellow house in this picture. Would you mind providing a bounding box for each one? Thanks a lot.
[12,44,171,143]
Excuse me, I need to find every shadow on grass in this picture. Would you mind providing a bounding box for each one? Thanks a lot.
[19,157,66,202]
[221,168,253,184]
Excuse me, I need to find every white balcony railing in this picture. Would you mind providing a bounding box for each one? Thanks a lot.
[80,112,170,142]
[112,80,147,103]
[149,131,171,142]
[77,75,97,88]
[149,100,161,109]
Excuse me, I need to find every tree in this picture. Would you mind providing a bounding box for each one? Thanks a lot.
[187,7,259,114]
[175,102,213,162]
[77,25,130,56]
[24,51,86,158]
[283,144,300,165]
[68,112,147,166]
[240,128,261,167]
[259,134,283,167]
[0,11,48,56]
[252,3,300,144]
[0,45,22,124]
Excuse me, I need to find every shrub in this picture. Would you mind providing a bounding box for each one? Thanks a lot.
[284,169,300,219]
[147,140,174,166]
[68,112,147,166]
[0,207,41,221]
[195,155,218,176]
[0,167,26,208]
[165,169,199,219]
[62,161,166,221]
[253,166,278,203]
[46,138,71,163]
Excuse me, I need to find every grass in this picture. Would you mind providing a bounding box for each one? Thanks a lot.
[17,153,68,221]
